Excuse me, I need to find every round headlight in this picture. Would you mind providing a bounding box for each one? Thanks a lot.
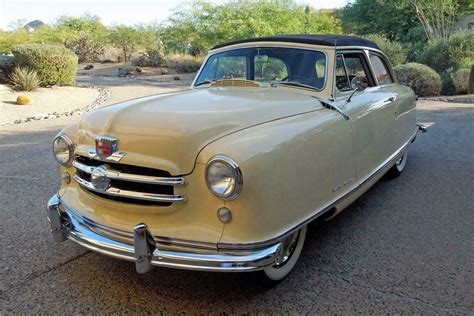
[205,155,243,200]
[53,134,74,166]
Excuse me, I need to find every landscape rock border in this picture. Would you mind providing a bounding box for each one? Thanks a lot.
[420,96,474,104]
[0,86,111,126]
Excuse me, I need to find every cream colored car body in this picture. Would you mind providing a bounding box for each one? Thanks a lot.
[51,39,417,272]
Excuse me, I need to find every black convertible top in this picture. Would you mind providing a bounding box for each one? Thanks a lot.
[212,34,380,50]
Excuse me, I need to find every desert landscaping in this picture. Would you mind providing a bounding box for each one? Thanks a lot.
[0,63,196,126]
[1,0,473,313]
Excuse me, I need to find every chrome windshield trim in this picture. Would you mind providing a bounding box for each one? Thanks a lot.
[73,175,186,203]
[72,160,186,186]
[193,45,328,92]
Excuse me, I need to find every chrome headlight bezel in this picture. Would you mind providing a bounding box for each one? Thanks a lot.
[53,134,74,167]
[205,155,243,200]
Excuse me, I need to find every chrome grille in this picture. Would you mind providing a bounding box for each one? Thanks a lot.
[72,156,185,206]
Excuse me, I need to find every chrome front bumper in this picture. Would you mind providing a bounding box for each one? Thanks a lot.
[47,195,283,273]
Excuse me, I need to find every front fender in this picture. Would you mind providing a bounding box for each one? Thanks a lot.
[197,109,345,245]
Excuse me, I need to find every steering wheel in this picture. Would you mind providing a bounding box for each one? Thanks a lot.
[281,75,315,86]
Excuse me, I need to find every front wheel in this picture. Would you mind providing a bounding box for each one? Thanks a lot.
[386,149,408,179]
[260,225,307,285]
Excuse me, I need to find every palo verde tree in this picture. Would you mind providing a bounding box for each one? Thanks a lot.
[160,0,342,54]
[406,0,472,41]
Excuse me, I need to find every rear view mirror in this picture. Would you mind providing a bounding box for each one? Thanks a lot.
[255,55,269,63]
[351,76,369,91]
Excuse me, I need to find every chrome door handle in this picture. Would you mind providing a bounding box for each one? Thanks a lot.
[386,96,396,102]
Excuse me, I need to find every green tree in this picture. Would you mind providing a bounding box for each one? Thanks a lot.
[109,26,142,61]
[55,13,108,41]
[0,25,69,53]
[160,0,342,54]
[407,0,462,40]
[340,0,420,41]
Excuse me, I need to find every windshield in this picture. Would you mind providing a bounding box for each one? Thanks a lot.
[195,47,327,90]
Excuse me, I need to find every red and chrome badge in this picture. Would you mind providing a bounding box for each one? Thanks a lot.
[95,135,118,157]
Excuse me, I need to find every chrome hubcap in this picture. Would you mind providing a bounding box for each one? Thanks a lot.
[274,231,300,268]
[396,152,406,166]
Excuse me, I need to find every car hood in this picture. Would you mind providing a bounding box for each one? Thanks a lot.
[77,87,323,175]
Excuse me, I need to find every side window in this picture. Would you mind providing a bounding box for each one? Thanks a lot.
[215,56,247,80]
[336,52,372,92]
[335,55,351,91]
[369,54,394,85]
[254,56,288,81]
[315,58,326,79]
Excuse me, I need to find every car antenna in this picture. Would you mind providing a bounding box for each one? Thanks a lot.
[346,88,358,103]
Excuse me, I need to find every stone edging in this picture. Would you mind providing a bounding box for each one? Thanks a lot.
[1,86,111,126]
[419,97,474,104]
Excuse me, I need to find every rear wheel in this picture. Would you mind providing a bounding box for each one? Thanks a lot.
[260,225,307,285]
[386,149,408,178]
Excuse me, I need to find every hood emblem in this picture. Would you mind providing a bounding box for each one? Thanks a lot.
[95,135,118,158]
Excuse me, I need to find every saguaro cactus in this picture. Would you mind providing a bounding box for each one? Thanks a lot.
[470,64,474,94]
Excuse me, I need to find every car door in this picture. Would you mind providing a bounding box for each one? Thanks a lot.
[368,52,416,153]
[334,51,397,184]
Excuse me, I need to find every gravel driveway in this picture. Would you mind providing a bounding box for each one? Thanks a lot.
[0,99,473,314]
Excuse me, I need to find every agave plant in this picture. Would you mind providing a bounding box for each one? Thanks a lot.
[10,67,41,92]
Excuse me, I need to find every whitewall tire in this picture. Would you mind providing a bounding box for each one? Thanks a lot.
[262,225,307,283]
[387,149,408,178]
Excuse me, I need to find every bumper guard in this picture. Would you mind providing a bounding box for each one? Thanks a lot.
[47,195,283,273]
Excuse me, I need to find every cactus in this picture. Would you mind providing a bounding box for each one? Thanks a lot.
[469,64,474,94]
[16,95,30,105]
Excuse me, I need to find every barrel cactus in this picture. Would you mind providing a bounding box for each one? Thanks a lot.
[16,95,30,105]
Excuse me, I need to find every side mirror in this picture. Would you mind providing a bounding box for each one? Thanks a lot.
[351,76,369,91]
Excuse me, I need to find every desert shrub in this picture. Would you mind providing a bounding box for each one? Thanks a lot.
[395,63,441,97]
[452,68,470,95]
[115,62,137,77]
[12,44,78,86]
[401,26,428,44]
[98,45,122,63]
[9,66,41,91]
[363,34,406,66]
[65,32,105,63]
[0,55,15,84]
[165,54,203,73]
[440,70,456,95]
[131,47,165,67]
[416,32,474,73]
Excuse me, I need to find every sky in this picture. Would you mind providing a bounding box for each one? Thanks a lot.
[0,0,349,30]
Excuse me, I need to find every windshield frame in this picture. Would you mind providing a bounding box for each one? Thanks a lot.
[192,45,329,92]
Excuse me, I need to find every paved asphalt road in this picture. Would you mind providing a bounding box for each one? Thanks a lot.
[0,101,473,314]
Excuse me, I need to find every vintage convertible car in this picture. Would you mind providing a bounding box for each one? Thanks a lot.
[47,35,425,282]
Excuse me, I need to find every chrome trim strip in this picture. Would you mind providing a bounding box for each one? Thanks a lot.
[73,160,95,173]
[58,199,217,250]
[73,175,186,203]
[47,195,283,272]
[153,236,217,251]
[72,160,186,186]
[218,131,417,250]
[87,147,127,163]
